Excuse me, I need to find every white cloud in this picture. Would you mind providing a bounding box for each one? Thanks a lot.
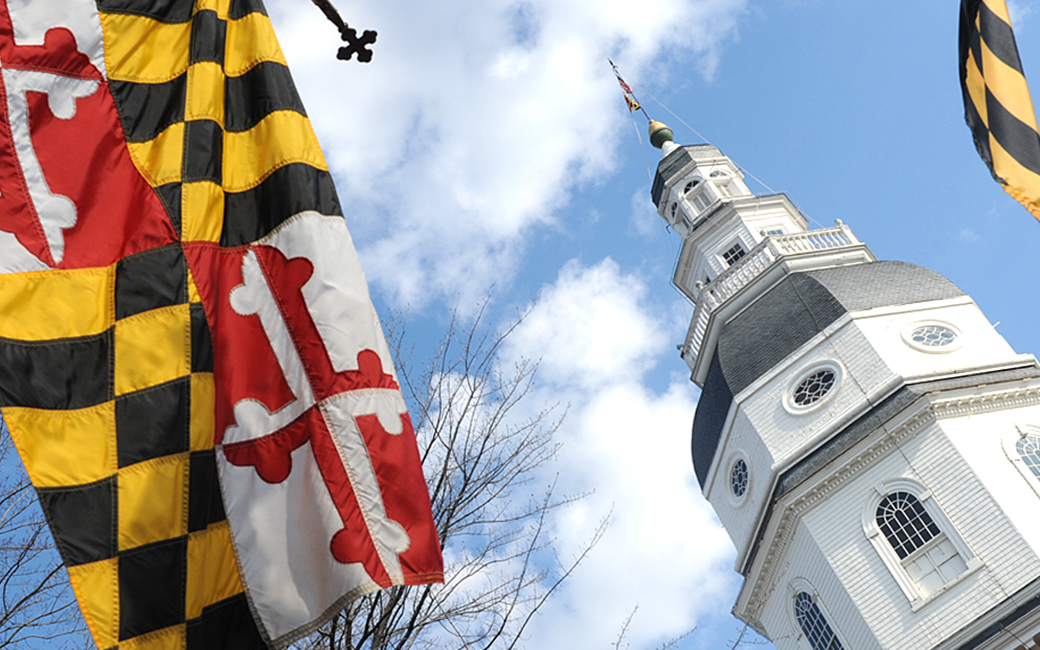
[505,258,664,389]
[502,259,737,648]
[631,186,663,236]
[264,2,751,644]
[268,0,747,309]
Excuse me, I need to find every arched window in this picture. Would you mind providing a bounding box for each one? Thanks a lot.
[876,492,940,559]
[1016,434,1040,480]
[794,592,844,650]
[872,490,969,599]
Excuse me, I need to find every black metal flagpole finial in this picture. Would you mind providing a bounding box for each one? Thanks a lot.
[309,0,377,63]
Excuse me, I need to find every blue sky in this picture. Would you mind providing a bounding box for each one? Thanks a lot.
[264,1,1040,648]
[252,1,1039,648]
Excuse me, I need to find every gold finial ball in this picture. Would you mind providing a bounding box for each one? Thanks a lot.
[649,120,674,149]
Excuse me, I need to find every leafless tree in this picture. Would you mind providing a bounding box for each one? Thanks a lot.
[292,303,603,650]
[0,419,88,649]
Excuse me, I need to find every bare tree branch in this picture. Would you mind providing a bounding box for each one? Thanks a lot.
[292,301,599,650]
[0,418,89,649]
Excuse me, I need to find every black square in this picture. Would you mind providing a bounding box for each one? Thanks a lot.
[109,75,187,144]
[116,379,190,468]
[190,10,227,66]
[229,0,267,20]
[98,0,192,23]
[186,593,265,650]
[0,332,112,410]
[154,183,183,238]
[118,537,187,640]
[191,303,214,373]
[115,244,187,320]
[188,450,226,533]
[38,477,116,567]
[221,164,342,247]
[183,120,223,185]
[224,62,305,133]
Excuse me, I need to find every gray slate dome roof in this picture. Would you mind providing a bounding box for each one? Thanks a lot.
[691,261,965,487]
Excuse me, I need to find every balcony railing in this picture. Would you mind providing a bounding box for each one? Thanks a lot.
[681,224,862,373]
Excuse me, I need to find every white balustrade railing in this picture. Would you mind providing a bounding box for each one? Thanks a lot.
[681,225,862,372]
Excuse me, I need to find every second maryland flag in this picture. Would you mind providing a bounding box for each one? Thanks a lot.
[0,0,444,648]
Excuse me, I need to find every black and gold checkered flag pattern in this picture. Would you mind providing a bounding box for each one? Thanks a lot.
[3,245,262,649]
[0,0,343,647]
[960,0,1040,220]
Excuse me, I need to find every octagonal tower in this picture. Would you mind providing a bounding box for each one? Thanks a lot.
[654,129,1040,650]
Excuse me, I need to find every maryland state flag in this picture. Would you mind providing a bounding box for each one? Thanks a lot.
[0,1,443,648]
[960,0,1040,220]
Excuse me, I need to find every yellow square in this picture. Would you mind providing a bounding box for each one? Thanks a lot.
[114,305,190,396]
[185,62,225,125]
[0,267,113,341]
[4,402,116,488]
[224,12,286,77]
[126,122,184,187]
[99,13,190,84]
[187,269,202,304]
[118,454,188,552]
[118,624,185,649]
[194,0,231,19]
[186,522,243,620]
[182,181,224,243]
[67,558,118,650]
[190,373,215,452]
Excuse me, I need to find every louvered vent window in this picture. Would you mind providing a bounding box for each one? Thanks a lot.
[794,592,844,650]
[876,492,967,598]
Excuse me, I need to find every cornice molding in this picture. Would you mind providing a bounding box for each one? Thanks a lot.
[740,380,1040,622]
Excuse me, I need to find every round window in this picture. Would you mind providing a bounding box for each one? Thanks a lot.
[792,369,836,407]
[784,362,843,414]
[731,459,748,499]
[910,325,956,347]
[902,322,962,353]
[683,180,699,194]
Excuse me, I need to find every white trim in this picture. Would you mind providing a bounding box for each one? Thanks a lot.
[737,377,1040,623]
[783,360,844,415]
[861,478,980,608]
[786,578,851,650]
[1001,423,1040,501]
[717,235,749,268]
[725,451,750,507]
[901,320,964,354]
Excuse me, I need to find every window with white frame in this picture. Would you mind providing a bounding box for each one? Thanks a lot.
[867,487,972,602]
[1000,426,1040,497]
[721,242,746,266]
[1016,434,1040,481]
[688,191,711,212]
[794,592,844,650]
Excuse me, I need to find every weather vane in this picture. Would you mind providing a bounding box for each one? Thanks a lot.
[310,0,377,63]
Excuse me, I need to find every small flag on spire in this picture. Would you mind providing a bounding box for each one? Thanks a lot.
[960,0,1040,220]
[609,59,650,121]
[610,59,634,94]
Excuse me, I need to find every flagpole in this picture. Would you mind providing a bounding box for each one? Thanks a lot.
[609,59,652,122]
